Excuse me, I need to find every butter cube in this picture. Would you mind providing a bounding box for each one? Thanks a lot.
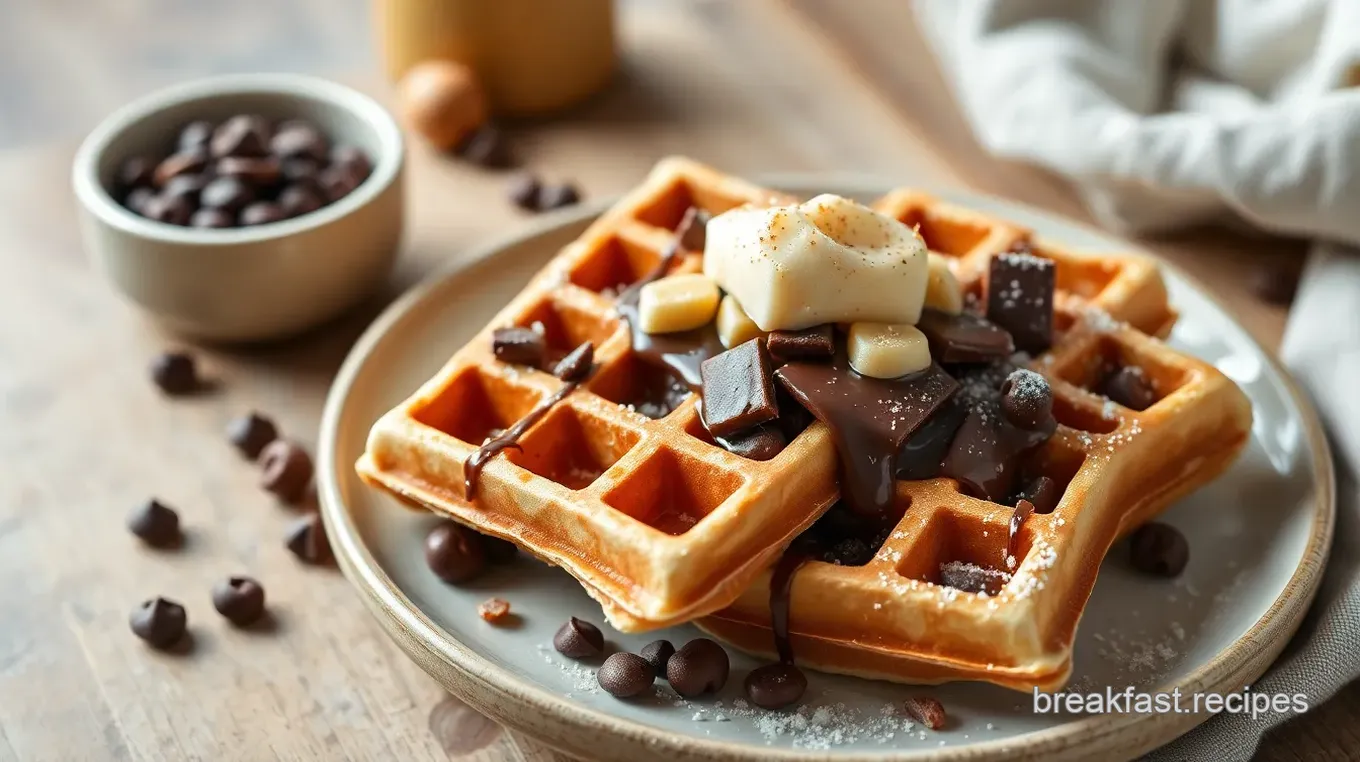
[638,274,720,334]
[925,253,964,315]
[716,295,766,348]
[847,322,931,379]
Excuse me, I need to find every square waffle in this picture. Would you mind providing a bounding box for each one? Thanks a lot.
[696,189,1253,691]
[358,159,843,630]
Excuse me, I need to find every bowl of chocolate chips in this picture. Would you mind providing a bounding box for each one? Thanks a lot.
[73,74,404,341]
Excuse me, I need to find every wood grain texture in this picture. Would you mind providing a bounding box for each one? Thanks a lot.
[0,0,1344,759]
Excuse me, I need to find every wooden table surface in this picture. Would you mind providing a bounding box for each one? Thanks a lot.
[1,1,1348,760]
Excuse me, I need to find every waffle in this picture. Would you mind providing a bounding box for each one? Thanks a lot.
[358,158,844,630]
[697,190,1253,691]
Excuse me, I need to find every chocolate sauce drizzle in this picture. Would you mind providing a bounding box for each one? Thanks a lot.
[768,548,810,665]
[463,381,579,500]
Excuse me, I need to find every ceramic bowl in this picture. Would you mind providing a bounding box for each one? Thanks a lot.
[72,74,405,342]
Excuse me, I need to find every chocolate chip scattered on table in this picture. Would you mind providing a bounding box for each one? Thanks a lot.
[227,412,279,459]
[129,597,188,650]
[211,576,267,626]
[150,351,200,395]
[126,498,181,548]
[284,513,332,565]
[258,440,314,504]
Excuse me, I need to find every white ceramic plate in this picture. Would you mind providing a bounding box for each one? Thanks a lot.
[317,181,1333,761]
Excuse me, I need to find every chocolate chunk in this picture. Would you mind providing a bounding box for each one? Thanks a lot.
[1129,522,1189,577]
[767,325,835,363]
[666,638,729,697]
[1000,369,1054,430]
[178,120,215,152]
[492,326,547,367]
[1015,475,1060,514]
[258,440,313,503]
[200,176,255,212]
[424,521,486,584]
[1006,499,1035,569]
[211,576,266,626]
[116,155,155,192]
[318,165,362,202]
[986,251,1055,353]
[124,187,157,215]
[552,341,594,382]
[680,208,710,252]
[126,498,180,547]
[715,424,786,461]
[480,534,519,563]
[129,597,187,649]
[190,209,235,229]
[284,513,332,564]
[278,183,323,218]
[897,397,967,480]
[538,182,580,211]
[143,194,194,226]
[270,121,328,162]
[330,145,372,183]
[597,652,655,697]
[477,597,512,623]
[216,156,281,187]
[210,115,271,159]
[777,356,958,517]
[239,201,286,227]
[744,663,807,709]
[150,351,198,395]
[507,173,542,211]
[152,150,208,187]
[1250,261,1301,305]
[639,639,675,674]
[161,173,210,203]
[553,617,604,659]
[939,561,1009,596]
[903,696,947,730]
[226,412,278,459]
[280,157,322,183]
[457,125,514,168]
[940,363,1056,501]
[700,339,779,438]
[916,309,1015,364]
[1100,366,1156,411]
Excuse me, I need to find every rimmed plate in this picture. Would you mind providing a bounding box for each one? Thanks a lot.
[317,180,1334,761]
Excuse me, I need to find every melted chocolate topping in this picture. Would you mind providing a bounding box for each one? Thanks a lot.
[768,548,810,665]
[938,363,1056,502]
[463,381,579,500]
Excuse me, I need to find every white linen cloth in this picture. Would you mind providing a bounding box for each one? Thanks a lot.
[914,2,1360,758]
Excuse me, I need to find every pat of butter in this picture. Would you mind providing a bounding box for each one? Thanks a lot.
[847,322,931,379]
[703,194,928,332]
[638,273,720,334]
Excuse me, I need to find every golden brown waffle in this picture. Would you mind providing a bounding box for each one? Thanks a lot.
[358,158,844,630]
[697,189,1253,691]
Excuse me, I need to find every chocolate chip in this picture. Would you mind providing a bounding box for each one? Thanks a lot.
[178,120,215,152]
[190,209,235,228]
[330,145,372,183]
[284,513,332,564]
[161,173,210,203]
[258,440,313,504]
[553,617,604,659]
[130,597,187,649]
[700,338,779,438]
[1015,475,1060,514]
[270,121,328,162]
[597,652,655,698]
[124,187,156,215]
[210,115,271,159]
[457,125,514,168]
[116,155,155,193]
[1100,366,1156,411]
[639,639,675,674]
[986,250,1055,353]
[1251,261,1302,305]
[239,201,286,227]
[715,424,786,461]
[478,597,512,623]
[216,156,281,187]
[1129,522,1189,577]
[680,208,710,252]
[666,638,729,697]
[1000,369,1054,430]
[153,150,209,187]
[903,696,947,730]
[278,183,324,218]
[318,165,361,203]
[424,521,486,584]
[143,194,194,226]
[744,663,807,709]
[553,341,594,382]
[211,576,266,626]
[280,157,322,183]
[767,325,835,363]
[481,533,519,563]
[226,412,278,459]
[126,498,180,547]
[939,560,1009,595]
[200,176,255,212]
[537,182,580,211]
[916,309,1015,364]
[150,351,198,395]
[507,173,542,211]
[492,326,547,367]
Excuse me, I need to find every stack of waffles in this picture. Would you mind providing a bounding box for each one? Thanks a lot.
[358,157,1252,691]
